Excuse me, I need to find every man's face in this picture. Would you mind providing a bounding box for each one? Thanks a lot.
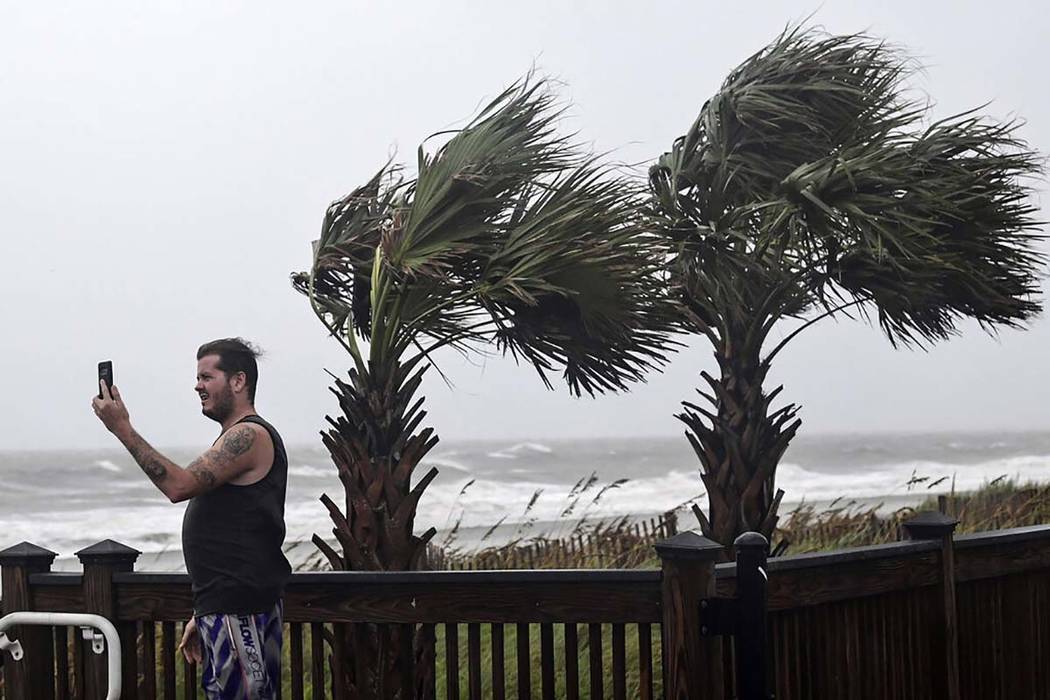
[195,355,234,423]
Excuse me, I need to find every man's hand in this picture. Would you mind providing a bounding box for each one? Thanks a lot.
[178,617,202,664]
[92,381,131,436]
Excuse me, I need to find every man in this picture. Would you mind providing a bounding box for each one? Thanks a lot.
[92,337,291,699]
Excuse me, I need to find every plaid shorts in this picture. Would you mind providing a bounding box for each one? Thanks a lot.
[196,600,283,699]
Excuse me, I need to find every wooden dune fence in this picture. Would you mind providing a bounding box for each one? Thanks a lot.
[2,514,1050,698]
[427,512,679,571]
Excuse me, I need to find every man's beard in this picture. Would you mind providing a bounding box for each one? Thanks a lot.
[202,384,235,423]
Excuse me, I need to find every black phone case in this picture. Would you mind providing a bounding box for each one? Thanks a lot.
[98,361,113,399]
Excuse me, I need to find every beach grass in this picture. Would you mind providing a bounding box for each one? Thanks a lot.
[776,477,1050,554]
[410,478,1050,572]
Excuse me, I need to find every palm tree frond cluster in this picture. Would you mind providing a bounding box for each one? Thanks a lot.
[296,77,678,396]
[650,26,1045,348]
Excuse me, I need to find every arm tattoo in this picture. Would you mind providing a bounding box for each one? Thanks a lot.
[122,429,170,484]
[188,463,217,488]
[221,425,256,457]
[117,424,256,500]
[185,426,256,490]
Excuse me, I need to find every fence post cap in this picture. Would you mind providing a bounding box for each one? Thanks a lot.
[902,510,959,539]
[0,541,58,567]
[75,539,141,565]
[733,531,769,550]
[654,530,724,561]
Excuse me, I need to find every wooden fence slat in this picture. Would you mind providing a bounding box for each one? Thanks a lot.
[516,623,531,700]
[540,623,555,700]
[162,621,176,700]
[310,623,325,700]
[846,600,858,699]
[722,631,735,698]
[445,623,460,700]
[883,595,893,699]
[637,623,652,700]
[72,617,84,700]
[467,623,482,700]
[905,593,917,698]
[141,621,156,700]
[790,606,804,699]
[588,623,603,700]
[888,595,900,700]
[491,623,505,700]
[612,623,626,700]
[564,623,579,700]
[54,626,69,699]
[902,590,916,699]
[417,622,437,700]
[910,594,923,698]
[398,623,413,698]
[122,619,139,700]
[289,622,304,700]
[994,578,1007,699]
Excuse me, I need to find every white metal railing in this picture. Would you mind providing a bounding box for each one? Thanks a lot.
[0,612,121,700]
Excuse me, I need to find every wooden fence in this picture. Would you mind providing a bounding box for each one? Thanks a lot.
[1,531,729,700]
[2,513,1050,699]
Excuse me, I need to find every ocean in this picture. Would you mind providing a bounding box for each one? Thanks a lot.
[2,430,1049,572]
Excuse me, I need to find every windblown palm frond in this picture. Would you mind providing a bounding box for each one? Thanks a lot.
[481,164,673,393]
[296,76,679,395]
[649,25,1046,547]
[651,26,1045,347]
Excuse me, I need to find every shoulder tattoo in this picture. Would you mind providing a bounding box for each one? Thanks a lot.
[184,426,257,489]
[222,425,256,458]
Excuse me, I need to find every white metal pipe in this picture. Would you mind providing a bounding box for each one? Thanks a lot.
[0,612,122,700]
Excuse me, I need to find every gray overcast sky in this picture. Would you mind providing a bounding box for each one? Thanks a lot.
[1,1,1047,451]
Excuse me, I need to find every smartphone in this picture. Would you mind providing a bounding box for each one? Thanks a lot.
[98,360,114,399]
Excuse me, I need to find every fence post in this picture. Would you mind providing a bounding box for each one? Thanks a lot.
[76,539,140,700]
[734,532,771,700]
[655,531,725,700]
[902,511,960,700]
[0,541,58,700]
[662,509,680,536]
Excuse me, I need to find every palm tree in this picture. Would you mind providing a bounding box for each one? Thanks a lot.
[292,78,678,699]
[649,27,1046,549]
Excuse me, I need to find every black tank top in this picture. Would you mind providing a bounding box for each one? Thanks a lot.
[182,415,292,615]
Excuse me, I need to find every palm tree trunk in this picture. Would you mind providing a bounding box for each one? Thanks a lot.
[312,359,440,699]
[679,326,801,547]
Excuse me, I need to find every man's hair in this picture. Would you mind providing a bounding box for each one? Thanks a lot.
[197,338,262,402]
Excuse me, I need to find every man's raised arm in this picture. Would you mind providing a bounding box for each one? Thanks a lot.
[92,381,256,503]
